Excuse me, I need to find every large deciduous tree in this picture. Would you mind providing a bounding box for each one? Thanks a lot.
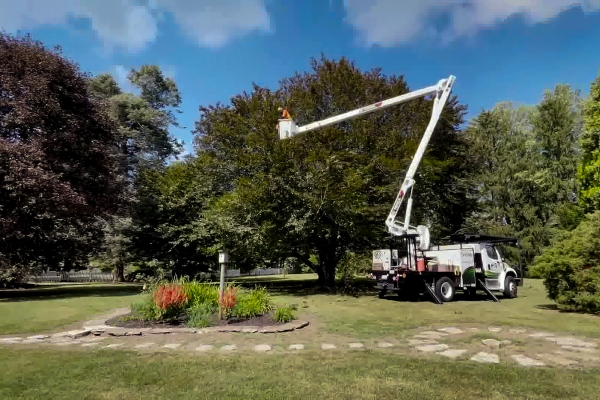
[0,33,125,286]
[194,56,469,286]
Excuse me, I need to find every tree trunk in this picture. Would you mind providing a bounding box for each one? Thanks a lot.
[114,259,125,282]
[315,265,336,288]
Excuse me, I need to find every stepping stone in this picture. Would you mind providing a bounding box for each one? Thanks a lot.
[288,344,304,350]
[437,327,464,335]
[408,339,438,346]
[377,342,394,348]
[467,328,479,332]
[546,337,597,348]
[54,341,75,346]
[221,345,236,351]
[163,343,181,349]
[537,353,578,366]
[254,344,271,352]
[511,354,545,367]
[104,343,124,348]
[53,330,91,339]
[196,344,213,352]
[81,342,99,347]
[21,338,44,344]
[561,345,599,353]
[0,337,22,343]
[134,343,155,349]
[509,328,527,334]
[470,352,499,364]
[414,331,448,339]
[529,332,554,338]
[348,343,364,349]
[439,349,467,359]
[487,327,502,333]
[555,350,600,362]
[321,343,336,350]
[482,339,502,348]
[27,335,49,340]
[416,344,449,353]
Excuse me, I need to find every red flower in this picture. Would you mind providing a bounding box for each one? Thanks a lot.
[153,284,188,310]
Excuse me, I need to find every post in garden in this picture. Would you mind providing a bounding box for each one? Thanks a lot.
[218,249,229,320]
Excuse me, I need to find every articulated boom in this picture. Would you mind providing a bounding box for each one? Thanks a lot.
[277,75,456,242]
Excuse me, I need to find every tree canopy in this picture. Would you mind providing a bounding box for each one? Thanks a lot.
[0,33,125,285]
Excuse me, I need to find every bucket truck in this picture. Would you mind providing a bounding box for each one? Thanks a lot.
[278,75,523,304]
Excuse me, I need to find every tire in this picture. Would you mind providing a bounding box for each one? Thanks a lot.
[503,276,518,299]
[435,277,456,302]
[378,288,388,299]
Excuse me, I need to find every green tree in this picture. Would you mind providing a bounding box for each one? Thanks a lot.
[531,211,600,313]
[89,65,183,281]
[194,56,469,286]
[463,84,583,267]
[578,71,600,212]
[0,33,125,286]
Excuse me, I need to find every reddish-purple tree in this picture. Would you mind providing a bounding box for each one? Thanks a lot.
[0,32,126,286]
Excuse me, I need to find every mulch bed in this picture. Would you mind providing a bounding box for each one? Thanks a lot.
[106,312,283,329]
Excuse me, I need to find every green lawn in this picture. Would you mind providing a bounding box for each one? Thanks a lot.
[275,278,600,339]
[2,276,600,399]
[0,284,143,335]
[1,348,598,399]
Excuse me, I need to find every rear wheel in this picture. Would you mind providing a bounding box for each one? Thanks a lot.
[435,277,456,302]
[378,288,388,299]
[503,276,518,299]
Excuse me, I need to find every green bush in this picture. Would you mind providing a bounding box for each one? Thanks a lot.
[233,287,273,319]
[187,302,217,328]
[131,295,160,321]
[274,305,295,323]
[531,211,600,313]
[182,281,219,308]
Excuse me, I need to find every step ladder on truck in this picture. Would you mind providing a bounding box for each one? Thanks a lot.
[277,74,523,304]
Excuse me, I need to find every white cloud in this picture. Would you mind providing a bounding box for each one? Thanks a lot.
[0,0,270,53]
[342,0,600,47]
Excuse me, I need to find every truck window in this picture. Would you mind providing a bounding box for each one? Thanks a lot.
[485,245,498,260]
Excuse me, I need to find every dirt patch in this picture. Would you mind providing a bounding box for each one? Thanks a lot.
[106,312,284,329]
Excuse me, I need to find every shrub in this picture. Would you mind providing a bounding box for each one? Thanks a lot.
[131,295,160,321]
[233,286,273,319]
[531,211,600,313]
[187,302,217,328]
[153,283,188,320]
[274,305,296,323]
[183,281,219,308]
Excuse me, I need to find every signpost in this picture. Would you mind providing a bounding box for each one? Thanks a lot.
[218,249,229,320]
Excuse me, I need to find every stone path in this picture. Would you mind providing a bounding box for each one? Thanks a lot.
[2,323,599,369]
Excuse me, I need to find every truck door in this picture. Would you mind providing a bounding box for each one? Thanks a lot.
[483,245,502,289]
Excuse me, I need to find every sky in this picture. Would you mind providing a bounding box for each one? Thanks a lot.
[2,0,600,155]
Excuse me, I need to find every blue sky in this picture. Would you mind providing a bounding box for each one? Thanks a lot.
[2,1,600,155]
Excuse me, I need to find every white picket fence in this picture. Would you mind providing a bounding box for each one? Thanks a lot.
[30,270,115,283]
[31,267,284,283]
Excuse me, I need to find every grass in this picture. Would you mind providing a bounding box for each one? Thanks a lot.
[2,276,600,398]
[0,348,599,399]
[0,284,143,335]
[275,278,600,339]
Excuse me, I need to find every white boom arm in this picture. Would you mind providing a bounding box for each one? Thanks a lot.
[278,75,456,240]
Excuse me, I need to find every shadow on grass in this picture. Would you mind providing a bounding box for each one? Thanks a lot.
[0,284,143,302]
[381,291,508,304]
[233,276,380,298]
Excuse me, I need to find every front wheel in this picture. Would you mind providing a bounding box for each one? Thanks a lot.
[435,277,456,302]
[503,276,518,299]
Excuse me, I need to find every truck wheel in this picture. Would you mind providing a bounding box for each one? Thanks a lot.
[503,276,518,299]
[378,288,388,299]
[435,277,455,302]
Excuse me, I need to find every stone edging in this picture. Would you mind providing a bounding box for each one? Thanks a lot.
[80,308,309,337]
